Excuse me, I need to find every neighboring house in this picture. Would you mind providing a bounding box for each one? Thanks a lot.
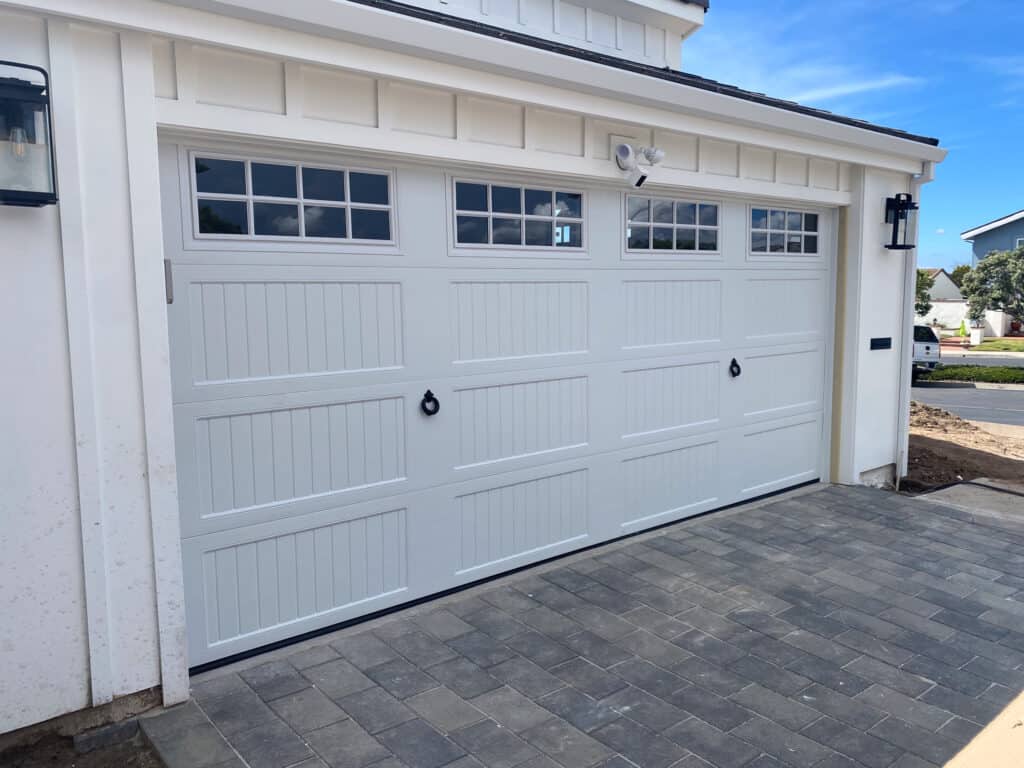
[961,209,1024,266]
[923,268,963,301]
[0,0,945,737]
[916,268,967,330]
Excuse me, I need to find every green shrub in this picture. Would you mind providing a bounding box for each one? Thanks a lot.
[920,365,1024,384]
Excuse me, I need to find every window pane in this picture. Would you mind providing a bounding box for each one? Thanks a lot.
[751,208,768,230]
[675,202,696,226]
[652,200,674,224]
[349,172,389,205]
[676,228,696,251]
[787,211,803,231]
[302,168,345,202]
[304,206,347,238]
[457,215,488,244]
[804,235,818,253]
[525,189,553,216]
[525,219,552,246]
[252,163,297,198]
[652,227,674,249]
[351,208,391,240]
[628,226,650,250]
[751,231,768,252]
[699,204,719,227]
[628,197,650,222]
[804,213,819,233]
[195,157,245,194]
[253,203,299,236]
[769,232,786,253]
[555,222,581,247]
[456,182,488,211]
[770,210,786,229]
[492,217,522,245]
[491,186,521,214]
[699,229,718,251]
[198,199,247,234]
[787,233,802,253]
[556,192,582,218]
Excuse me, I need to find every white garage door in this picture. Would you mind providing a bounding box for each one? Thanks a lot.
[161,142,834,666]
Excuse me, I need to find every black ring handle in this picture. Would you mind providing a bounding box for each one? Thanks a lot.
[420,389,440,416]
[729,358,742,378]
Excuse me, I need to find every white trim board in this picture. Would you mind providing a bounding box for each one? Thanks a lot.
[8,0,944,171]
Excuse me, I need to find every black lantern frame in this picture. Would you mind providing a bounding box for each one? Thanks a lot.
[0,61,58,207]
[884,193,918,251]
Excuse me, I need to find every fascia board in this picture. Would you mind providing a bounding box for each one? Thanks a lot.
[13,0,944,170]
[961,210,1024,240]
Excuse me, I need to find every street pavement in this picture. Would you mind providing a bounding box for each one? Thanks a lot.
[913,383,1024,426]
[938,350,1024,368]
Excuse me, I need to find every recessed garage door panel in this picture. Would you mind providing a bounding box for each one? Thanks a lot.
[164,143,833,664]
[735,415,824,498]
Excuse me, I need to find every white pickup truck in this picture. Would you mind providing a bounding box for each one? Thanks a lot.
[912,325,941,381]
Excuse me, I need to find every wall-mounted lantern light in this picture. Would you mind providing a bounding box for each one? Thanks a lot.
[884,193,918,250]
[0,61,57,207]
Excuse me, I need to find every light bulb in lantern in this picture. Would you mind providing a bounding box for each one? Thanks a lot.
[9,126,27,160]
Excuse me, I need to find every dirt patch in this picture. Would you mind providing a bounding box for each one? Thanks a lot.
[0,734,162,768]
[905,401,1024,491]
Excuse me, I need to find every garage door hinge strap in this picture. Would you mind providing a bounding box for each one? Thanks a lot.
[164,259,173,304]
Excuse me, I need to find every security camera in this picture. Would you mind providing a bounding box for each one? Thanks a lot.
[614,142,661,187]
[626,167,649,187]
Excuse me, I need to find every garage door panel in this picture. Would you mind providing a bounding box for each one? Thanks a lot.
[621,359,720,438]
[174,382,430,536]
[621,276,723,351]
[169,264,413,401]
[619,436,721,531]
[454,374,589,469]
[183,495,415,665]
[735,345,826,422]
[449,278,590,363]
[735,415,823,498]
[741,272,827,345]
[455,466,590,576]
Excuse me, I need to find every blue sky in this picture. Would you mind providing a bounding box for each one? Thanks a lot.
[682,0,1024,270]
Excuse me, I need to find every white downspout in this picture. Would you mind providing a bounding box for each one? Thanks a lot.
[895,160,936,483]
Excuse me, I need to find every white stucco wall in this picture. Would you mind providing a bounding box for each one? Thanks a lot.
[0,11,178,734]
[0,9,92,732]
[0,0,942,735]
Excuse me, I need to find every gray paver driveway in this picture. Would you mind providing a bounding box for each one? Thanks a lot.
[143,485,1024,768]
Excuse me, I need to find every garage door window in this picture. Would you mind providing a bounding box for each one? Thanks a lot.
[750,207,818,255]
[626,196,719,254]
[193,154,393,242]
[453,179,584,249]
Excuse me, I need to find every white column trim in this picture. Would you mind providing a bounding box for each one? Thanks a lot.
[835,165,866,484]
[895,162,933,480]
[47,17,114,707]
[119,30,190,706]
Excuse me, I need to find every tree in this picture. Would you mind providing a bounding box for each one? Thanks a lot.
[915,268,935,317]
[960,248,1024,322]
[949,264,972,288]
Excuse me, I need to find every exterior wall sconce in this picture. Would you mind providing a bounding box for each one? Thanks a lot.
[0,61,57,207]
[884,193,917,250]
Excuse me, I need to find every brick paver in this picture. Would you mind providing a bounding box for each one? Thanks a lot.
[142,486,1024,768]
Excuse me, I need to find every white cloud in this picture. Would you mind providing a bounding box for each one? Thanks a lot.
[789,75,922,104]
[682,5,924,117]
[936,228,946,235]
